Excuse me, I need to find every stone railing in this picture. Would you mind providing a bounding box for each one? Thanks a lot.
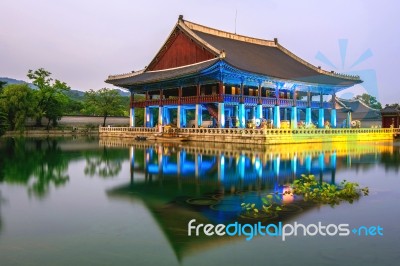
[99,126,399,144]
[296,100,308,107]
[262,98,276,105]
[99,126,399,136]
[223,95,241,103]
[99,127,157,133]
[279,99,294,106]
[167,127,398,136]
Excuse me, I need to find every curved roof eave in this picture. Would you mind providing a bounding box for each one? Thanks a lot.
[106,16,362,90]
[106,58,220,89]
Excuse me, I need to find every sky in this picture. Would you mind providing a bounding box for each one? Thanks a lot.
[0,0,399,104]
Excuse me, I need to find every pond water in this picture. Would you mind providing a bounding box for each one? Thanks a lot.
[0,137,399,266]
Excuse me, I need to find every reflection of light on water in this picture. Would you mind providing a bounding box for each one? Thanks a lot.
[254,158,261,171]
[106,140,400,262]
[127,141,395,192]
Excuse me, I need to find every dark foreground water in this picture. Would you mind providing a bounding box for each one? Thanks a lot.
[0,137,399,266]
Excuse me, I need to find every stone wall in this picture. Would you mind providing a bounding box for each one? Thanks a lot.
[99,127,399,145]
[26,115,129,127]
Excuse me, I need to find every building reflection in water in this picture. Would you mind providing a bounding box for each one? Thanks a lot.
[129,144,343,194]
[106,141,397,261]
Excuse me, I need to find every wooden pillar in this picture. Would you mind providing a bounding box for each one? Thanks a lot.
[318,92,324,128]
[218,102,225,128]
[218,81,224,102]
[239,82,245,128]
[177,105,181,128]
[159,89,163,106]
[240,82,244,104]
[291,88,298,129]
[331,92,336,108]
[178,86,182,105]
[130,93,135,127]
[293,89,297,106]
[130,93,134,107]
[275,86,280,106]
[196,84,200,104]
[320,92,324,108]
[273,83,281,128]
[331,92,337,128]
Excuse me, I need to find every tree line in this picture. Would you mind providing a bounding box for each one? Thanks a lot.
[0,68,131,134]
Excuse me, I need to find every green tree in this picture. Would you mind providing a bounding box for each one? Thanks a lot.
[0,81,7,93]
[0,110,8,136]
[354,93,382,110]
[0,138,69,199]
[84,147,123,178]
[64,98,85,115]
[83,88,125,126]
[27,68,70,127]
[0,84,34,131]
[0,81,8,136]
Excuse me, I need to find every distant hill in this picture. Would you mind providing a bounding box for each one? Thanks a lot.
[0,77,37,89]
[0,77,130,100]
[64,88,130,101]
[117,90,130,97]
[64,89,85,101]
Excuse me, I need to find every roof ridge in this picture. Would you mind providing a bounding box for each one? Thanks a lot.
[107,69,145,81]
[337,97,381,111]
[144,19,221,72]
[183,18,361,82]
[355,97,381,111]
[146,58,219,73]
[177,19,222,56]
[183,19,276,47]
[335,97,349,108]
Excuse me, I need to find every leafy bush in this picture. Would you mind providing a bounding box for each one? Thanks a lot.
[0,110,8,136]
[292,174,369,205]
[241,174,369,217]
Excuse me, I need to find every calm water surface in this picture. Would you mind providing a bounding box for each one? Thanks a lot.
[0,137,399,266]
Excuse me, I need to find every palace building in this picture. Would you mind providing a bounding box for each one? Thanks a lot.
[381,105,400,128]
[106,15,363,129]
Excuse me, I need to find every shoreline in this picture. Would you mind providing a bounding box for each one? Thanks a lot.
[2,129,99,137]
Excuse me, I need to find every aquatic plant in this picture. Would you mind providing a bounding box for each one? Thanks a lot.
[241,174,369,217]
[291,174,369,205]
[241,193,282,218]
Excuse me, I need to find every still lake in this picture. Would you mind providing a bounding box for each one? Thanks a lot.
[0,137,399,266]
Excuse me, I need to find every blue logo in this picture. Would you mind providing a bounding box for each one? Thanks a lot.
[316,39,379,100]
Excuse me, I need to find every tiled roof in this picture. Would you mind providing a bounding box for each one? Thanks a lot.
[192,30,360,86]
[106,17,362,88]
[381,106,400,114]
[106,59,218,86]
[336,98,381,119]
